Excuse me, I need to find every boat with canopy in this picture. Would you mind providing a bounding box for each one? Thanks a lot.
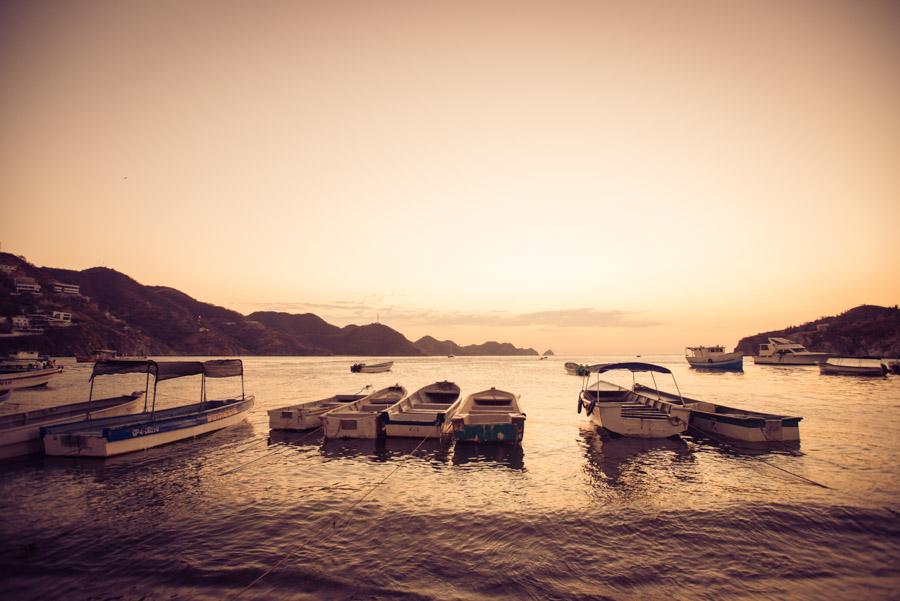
[578,362,691,438]
[42,359,253,457]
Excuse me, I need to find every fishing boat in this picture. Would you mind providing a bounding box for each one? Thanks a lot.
[631,384,802,445]
[819,358,888,377]
[269,387,372,431]
[0,352,63,390]
[578,363,691,438]
[685,346,743,370]
[565,362,590,376]
[42,359,253,457]
[350,361,394,373]
[384,381,462,439]
[75,349,118,363]
[0,391,145,460]
[752,338,830,365]
[321,384,406,439]
[450,388,525,444]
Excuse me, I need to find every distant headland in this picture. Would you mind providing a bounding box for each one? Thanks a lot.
[0,252,538,357]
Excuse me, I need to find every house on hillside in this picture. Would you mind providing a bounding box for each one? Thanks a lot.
[0,264,16,275]
[51,282,80,295]
[14,277,41,294]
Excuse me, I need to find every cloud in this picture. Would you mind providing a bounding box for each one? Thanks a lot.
[237,301,659,329]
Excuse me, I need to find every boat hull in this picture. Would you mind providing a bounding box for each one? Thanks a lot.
[453,421,524,443]
[753,354,829,366]
[687,356,744,370]
[0,394,145,460]
[42,397,254,457]
[384,421,448,439]
[322,414,384,439]
[587,404,688,438]
[0,367,64,390]
[268,394,366,431]
[819,363,886,377]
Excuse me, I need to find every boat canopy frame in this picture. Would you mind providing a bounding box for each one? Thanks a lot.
[581,362,685,404]
[88,359,245,417]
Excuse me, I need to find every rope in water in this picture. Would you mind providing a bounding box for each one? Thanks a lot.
[218,426,324,476]
[229,431,438,600]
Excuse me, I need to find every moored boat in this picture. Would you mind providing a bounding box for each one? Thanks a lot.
[0,351,64,389]
[384,381,462,439]
[578,363,691,438]
[632,384,802,445]
[350,361,394,373]
[0,392,145,460]
[819,358,888,377]
[269,387,372,431]
[42,359,253,457]
[450,388,525,444]
[752,338,830,365]
[565,362,590,376]
[321,384,406,439]
[685,345,743,370]
[75,349,118,363]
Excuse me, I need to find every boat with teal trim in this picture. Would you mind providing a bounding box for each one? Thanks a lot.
[450,388,525,444]
[383,381,462,439]
[42,359,253,457]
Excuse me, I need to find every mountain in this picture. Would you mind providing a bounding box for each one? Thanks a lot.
[736,305,900,357]
[413,335,538,356]
[0,252,535,356]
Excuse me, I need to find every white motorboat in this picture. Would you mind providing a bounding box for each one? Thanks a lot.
[685,346,743,370]
[752,338,830,365]
[819,358,888,377]
[0,351,63,389]
[269,387,372,431]
[42,359,253,457]
[350,361,394,373]
[565,362,590,376]
[578,363,691,438]
[0,392,145,460]
[450,388,525,444]
[631,384,803,445]
[321,384,407,439]
[383,381,462,439]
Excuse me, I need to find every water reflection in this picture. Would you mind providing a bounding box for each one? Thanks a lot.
[451,441,525,471]
[581,427,692,489]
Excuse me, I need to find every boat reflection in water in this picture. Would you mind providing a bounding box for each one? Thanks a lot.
[318,436,450,464]
[580,427,692,489]
[451,440,524,471]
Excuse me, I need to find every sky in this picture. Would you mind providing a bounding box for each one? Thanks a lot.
[1,0,898,354]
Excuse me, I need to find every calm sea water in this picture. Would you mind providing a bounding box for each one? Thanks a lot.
[1,356,899,600]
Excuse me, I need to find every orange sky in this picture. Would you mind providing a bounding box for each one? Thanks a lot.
[1,1,898,353]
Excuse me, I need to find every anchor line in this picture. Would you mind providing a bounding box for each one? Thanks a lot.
[218,426,325,476]
[230,431,435,600]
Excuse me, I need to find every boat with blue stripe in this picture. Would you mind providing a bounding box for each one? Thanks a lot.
[451,388,525,444]
[42,359,254,457]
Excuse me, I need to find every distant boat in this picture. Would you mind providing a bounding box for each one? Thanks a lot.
[685,345,744,370]
[819,358,888,377]
[539,356,548,360]
[450,388,525,444]
[578,363,691,438]
[42,359,253,457]
[0,352,63,390]
[75,349,118,363]
[632,383,802,445]
[350,361,393,373]
[321,384,407,439]
[269,387,372,431]
[752,338,830,365]
[384,381,462,439]
[0,391,145,460]
[565,362,590,376]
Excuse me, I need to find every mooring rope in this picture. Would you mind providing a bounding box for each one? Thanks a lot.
[218,426,324,476]
[229,431,437,600]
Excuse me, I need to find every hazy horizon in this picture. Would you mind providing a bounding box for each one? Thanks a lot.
[2,1,898,353]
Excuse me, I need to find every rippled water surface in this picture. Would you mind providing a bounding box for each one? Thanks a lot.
[2,356,900,600]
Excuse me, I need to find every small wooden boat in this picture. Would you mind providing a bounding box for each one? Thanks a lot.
[819,358,888,377]
[268,388,372,431]
[350,361,394,373]
[565,362,590,376]
[42,359,253,457]
[384,381,462,439]
[450,388,525,444]
[578,363,691,438]
[0,392,145,460]
[632,384,802,445]
[685,345,743,370]
[321,384,406,439]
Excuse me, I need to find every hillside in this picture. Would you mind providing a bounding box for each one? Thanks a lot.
[0,252,534,356]
[413,335,538,356]
[736,305,900,357]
